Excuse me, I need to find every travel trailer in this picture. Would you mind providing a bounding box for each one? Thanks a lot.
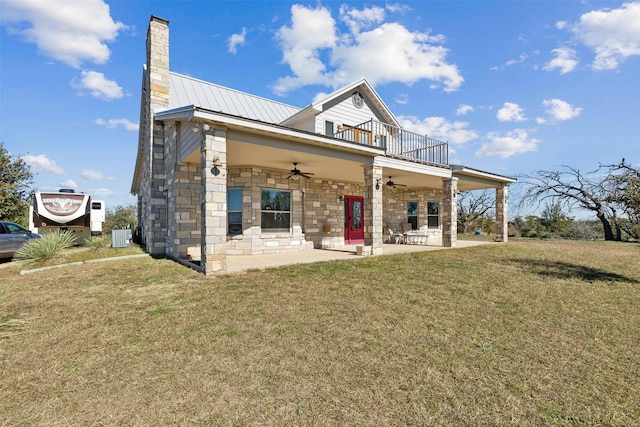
[29,189,105,244]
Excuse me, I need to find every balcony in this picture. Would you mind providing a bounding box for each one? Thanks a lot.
[333,119,449,165]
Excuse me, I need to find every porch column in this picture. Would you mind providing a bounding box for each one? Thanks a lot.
[364,164,383,255]
[200,127,227,274]
[442,177,458,248]
[496,184,509,242]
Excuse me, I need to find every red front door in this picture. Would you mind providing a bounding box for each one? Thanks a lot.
[344,195,365,244]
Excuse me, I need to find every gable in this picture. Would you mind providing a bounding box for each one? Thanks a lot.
[281,80,401,135]
[316,90,383,135]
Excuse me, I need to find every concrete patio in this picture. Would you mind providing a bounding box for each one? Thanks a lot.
[224,240,499,273]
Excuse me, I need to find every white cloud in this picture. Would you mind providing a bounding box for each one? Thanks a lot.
[80,169,105,180]
[476,129,540,158]
[541,98,583,121]
[339,4,385,34]
[456,104,474,116]
[272,5,337,93]
[311,91,331,104]
[0,0,125,68]
[506,53,528,66]
[395,93,409,105]
[228,27,247,54]
[491,53,530,70]
[272,4,463,95]
[72,71,123,100]
[95,118,138,131]
[543,47,578,74]
[497,102,526,122]
[555,21,568,30]
[385,3,412,14]
[59,179,78,189]
[397,115,478,145]
[92,188,114,197]
[571,2,640,70]
[22,154,64,175]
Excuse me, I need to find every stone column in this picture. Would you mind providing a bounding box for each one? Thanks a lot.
[496,184,509,242]
[442,177,458,248]
[200,127,228,274]
[363,165,383,255]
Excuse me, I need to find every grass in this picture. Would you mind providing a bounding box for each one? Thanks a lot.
[1,239,638,425]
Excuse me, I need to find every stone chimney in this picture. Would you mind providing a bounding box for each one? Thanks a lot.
[146,16,170,111]
[142,15,170,256]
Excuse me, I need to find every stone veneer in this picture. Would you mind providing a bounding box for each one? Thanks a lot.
[382,186,445,246]
[495,184,509,242]
[163,160,452,259]
[140,16,170,256]
[442,177,458,248]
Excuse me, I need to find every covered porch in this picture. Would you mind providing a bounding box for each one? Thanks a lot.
[148,108,513,274]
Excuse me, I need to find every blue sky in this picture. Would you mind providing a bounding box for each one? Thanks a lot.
[1,0,639,217]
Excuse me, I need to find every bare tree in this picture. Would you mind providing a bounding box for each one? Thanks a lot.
[602,159,640,239]
[457,190,495,234]
[519,163,635,241]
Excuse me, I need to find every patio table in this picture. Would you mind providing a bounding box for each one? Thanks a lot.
[404,231,428,245]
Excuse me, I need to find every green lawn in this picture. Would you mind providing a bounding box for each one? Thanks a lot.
[1,239,638,426]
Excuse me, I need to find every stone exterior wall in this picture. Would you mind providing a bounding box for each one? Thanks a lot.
[224,167,350,255]
[382,186,444,246]
[162,160,449,261]
[164,122,201,260]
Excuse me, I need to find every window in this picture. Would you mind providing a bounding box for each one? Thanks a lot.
[228,189,243,235]
[427,201,439,228]
[325,120,334,136]
[407,201,418,230]
[261,189,291,232]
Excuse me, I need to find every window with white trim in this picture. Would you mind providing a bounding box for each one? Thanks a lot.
[325,120,334,136]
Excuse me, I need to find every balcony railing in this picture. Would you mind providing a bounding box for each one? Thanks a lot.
[333,119,449,165]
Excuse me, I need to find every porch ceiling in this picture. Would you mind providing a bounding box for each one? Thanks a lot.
[451,165,517,192]
[183,137,452,188]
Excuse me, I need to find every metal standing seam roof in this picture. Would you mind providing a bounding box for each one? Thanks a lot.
[168,72,301,124]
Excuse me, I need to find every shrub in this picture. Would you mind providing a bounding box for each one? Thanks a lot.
[13,230,77,265]
[86,235,112,252]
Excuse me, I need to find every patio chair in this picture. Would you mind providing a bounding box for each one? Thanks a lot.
[386,224,405,244]
[400,223,413,233]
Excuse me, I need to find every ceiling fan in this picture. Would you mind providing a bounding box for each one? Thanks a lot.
[287,162,315,179]
[386,176,407,188]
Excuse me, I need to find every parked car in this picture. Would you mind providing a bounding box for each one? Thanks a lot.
[0,221,40,259]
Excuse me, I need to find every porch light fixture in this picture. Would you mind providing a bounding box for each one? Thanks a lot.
[375,178,381,190]
[192,123,211,133]
[211,156,222,176]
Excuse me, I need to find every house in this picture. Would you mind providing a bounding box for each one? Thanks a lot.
[131,16,516,274]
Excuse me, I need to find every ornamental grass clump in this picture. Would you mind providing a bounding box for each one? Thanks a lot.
[85,235,111,252]
[13,230,77,266]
